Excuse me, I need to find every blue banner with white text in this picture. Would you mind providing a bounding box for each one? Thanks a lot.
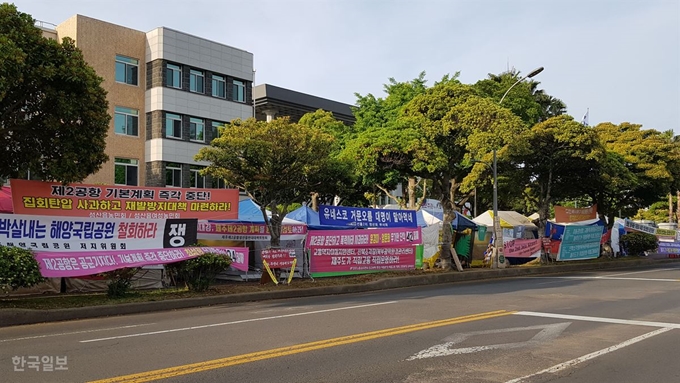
[318,205,417,228]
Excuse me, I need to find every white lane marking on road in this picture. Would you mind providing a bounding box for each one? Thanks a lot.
[0,324,154,343]
[504,327,674,383]
[80,301,398,343]
[514,311,680,329]
[407,322,571,360]
[539,276,679,282]
[605,268,679,277]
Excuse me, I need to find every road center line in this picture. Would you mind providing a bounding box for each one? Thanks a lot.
[514,311,680,329]
[505,327,673,383]
[0,323,154,343]
[538,276,680,282]
[87,310,513,383]
[80,301,398,343]
[605,267,679,277]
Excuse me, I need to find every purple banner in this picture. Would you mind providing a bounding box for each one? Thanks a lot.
[657,241,680,254]
[34,246,249,277]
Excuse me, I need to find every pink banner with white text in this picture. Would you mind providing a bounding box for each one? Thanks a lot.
[306,227,422,248]
[34,246,249,277]
[309,245,416,273]
[503,238,542,258]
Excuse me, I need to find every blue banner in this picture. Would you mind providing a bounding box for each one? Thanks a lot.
[557,225,603,261]
[318,205,417,228]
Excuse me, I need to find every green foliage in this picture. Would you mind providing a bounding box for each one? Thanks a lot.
[634,196,677,223]
[473,70,566,126]
[166,252,232,292]
[506,115,604,231]
[195,117,354,246]
[103,268,139,298]
[0,246,44,294]
[590,123,680,226]
[620,232,658,256]
[0,3,110,183]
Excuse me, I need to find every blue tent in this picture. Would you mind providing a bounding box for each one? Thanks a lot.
[285,206,347,230]
[545,218,607,240]
[211,199,305,224]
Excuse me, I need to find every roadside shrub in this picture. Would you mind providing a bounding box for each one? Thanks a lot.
[103,268,139,298]
[0,246,44,295]
[166,252,232,292]
[620,232,658,256]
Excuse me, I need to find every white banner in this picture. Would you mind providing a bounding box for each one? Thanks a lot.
[0,213,197,252]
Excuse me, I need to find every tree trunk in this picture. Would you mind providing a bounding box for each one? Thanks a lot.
[677,190,679,223]
[408,177,416,209]
[438,179,464,272]
[311,192,319,212]
[669,192,673,223]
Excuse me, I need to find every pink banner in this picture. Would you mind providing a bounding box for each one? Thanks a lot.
[503,239,542,258]
[309,245,416,273]
[34,246,249,277]
[261,248,296,268]
[306,227,422,248]
[198,221,307,241]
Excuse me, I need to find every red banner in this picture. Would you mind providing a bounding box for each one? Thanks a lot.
[309,245,415,273]
[554,204,598,223]
[261,248,296,268]
[10,179,239,220]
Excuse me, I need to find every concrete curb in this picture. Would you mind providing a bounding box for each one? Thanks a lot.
[1,259,677,327]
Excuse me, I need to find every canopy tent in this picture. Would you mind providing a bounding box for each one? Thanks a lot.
[473,210,538,230]
[0,187,12,214]
[211,198,305,226]
[285,206,347,230]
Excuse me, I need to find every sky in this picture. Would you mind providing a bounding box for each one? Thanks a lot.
[12,0,680,134]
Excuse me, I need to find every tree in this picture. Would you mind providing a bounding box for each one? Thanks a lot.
[0,246,44,294]
[397,82,526,270]
[0,3,110,183]
[506,115,604,234]
[474,70,566,127]
[347,72,437,208]
[298,109,363,208]
[589,123,680,226]
[195,117,353,247]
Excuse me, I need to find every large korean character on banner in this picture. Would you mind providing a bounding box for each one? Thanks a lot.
[163,219,198,248]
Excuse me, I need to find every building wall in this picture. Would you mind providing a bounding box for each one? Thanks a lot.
[56,15,147,186]
[143,27,254,187]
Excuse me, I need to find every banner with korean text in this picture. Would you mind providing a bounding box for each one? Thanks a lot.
[557,225,603,261]
[307,227,422,277]
[657,242,680,258]
[261,248,296,268]
[10,179,239,220]
[554,205,598,223]
[503,238,542,258]
[0,214,197,252]
[318,205,417,228]
[34,246,248,277]
[197,221,307,241]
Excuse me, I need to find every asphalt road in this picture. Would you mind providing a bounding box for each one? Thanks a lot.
[1,264,679,383]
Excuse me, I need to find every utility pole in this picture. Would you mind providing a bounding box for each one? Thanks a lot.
[669,192,674,223]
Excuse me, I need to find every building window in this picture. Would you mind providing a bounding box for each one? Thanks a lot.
[166,162,182,187]
[233,80,245,103]
[190,117,204,142]
[114,158,138,186]
[115,55,138,86]
[211,121,224,141]
[114,106,139,136]
[189,69,204,93]
[212,178,228,189]
[190,166,205,188]
[166,64,182,88]
[212,75,226,98]
[166,113,182,139]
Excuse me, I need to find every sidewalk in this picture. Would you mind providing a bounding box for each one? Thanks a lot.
[1,258,677,328]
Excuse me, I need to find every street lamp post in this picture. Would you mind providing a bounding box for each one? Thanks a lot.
[490,66,544,269]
